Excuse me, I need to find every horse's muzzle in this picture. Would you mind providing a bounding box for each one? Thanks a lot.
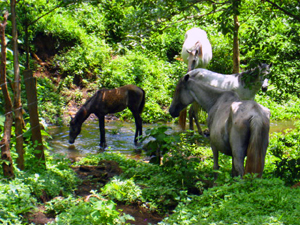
[261,79,268,92]
[169,107,180,118]
[69,139,75,144]
[261,86,268,92]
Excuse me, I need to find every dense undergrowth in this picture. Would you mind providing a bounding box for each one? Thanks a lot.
[1,0,300,224]
[1,123,300,224]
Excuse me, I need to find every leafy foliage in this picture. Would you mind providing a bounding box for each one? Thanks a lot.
[102,177,144,203]
[268,123,300,185]
[141,125,180,164]
[1,0,300,223]
[51,195,134,225]
[161,178,300,224]
[0,178,36,224]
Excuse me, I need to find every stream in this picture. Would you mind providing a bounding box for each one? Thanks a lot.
[47,119,296,160]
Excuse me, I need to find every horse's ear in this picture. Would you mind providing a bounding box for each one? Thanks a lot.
[70,115,74,123]
[269,62,273,68]
[184,74,190,82]
[186,49,191,54]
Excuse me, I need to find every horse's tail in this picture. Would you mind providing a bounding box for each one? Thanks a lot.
[245,112,270,177]
[139,88,146,114]
[178,109,187,130]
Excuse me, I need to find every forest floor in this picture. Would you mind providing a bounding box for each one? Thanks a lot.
[25,160,165,225]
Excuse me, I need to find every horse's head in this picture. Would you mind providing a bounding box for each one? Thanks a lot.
[69,116,81,144]
[241,63,272,93]
[169,75,194,117]
[186,42,202,72]
[259,63,272,92]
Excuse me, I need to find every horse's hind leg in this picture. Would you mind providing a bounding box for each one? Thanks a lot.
[232,155,245,177]
[133,112,142,144]
[189,103,203,135]
[211,145,220,179]
[98,115,107,148]
[231,136,247,177]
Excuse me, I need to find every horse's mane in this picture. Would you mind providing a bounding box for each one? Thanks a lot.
[237,66,260,78]
[74,89,106,122]
[83,89,107,107]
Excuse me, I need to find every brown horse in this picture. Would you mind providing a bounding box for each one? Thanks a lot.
[69,85,145,148]
[169,74,270,177]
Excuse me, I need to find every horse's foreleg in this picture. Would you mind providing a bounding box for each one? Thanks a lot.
[98,115,106,148]
[188,106,194,131]
[211,146,219,179]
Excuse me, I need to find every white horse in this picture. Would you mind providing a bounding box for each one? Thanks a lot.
[169,74,270,177]
[181,28,212,71]
[179,27,213,131]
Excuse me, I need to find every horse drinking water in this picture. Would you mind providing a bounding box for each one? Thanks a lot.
[69,85,145,148]
[169,74,270,177]
[179,27,213,132]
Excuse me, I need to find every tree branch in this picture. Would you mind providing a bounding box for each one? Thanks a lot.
[264,0,300,22]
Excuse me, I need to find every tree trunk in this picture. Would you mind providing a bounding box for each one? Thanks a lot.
[24,69,46,169]
[11,0,25,170]
[233,13,240,73]
[0,11,14,178]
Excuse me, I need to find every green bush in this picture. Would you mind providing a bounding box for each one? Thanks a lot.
[161,178,300,224]
[100,50,185,123]
[102,177,144,203]
[0,178,36,224]
[53,197,134,225]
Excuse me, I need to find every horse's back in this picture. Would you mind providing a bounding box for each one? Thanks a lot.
[189,68,261,100]
[120,85,145,114]
[181,28,212,68]
[92,85,144,114]
[183,28,208,48]
[189,69,238,90]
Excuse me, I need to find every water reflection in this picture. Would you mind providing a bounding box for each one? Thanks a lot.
[47,119,296,159]
[270,120,295,133]
[48,120,180,160]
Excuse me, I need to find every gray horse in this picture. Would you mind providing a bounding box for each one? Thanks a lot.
[169,74,270,177]
[183,63,271,134]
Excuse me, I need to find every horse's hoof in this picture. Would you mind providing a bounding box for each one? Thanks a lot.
[134,142,142,147]
[100,143,107,149]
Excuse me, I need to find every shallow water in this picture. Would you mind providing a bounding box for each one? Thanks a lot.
[47,120,180,160]
[47,119,296,159]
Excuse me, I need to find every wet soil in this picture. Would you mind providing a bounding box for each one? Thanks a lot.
[25,160,164,225]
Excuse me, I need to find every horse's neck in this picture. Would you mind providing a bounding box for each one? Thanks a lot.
[236,72,261,100]
[188,80,225,112]
[74,106,91,125]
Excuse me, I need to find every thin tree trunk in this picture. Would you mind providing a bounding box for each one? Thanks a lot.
[0,11,14,178]
[11,0,24,170]
[23,6,46,169]
[233,13,240,73]
[24,69,46,169]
